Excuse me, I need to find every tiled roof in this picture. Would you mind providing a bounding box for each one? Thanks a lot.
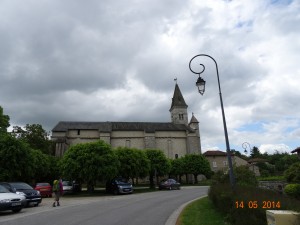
[203,150,233,156]
[52,121,195,133]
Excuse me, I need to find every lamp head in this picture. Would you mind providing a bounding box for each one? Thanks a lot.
[196,76,206,95]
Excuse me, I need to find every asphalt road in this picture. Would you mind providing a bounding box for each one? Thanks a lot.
[0,186,209,225]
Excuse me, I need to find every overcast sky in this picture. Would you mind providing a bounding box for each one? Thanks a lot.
[1,0,299,155]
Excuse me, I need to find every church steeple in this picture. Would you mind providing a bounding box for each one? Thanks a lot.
[170,83,188,125]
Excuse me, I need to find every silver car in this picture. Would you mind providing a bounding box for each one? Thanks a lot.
[0,184,26,213]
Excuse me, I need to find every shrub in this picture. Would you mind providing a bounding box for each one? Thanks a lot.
[284,162,300,183]
[284,184,300,200]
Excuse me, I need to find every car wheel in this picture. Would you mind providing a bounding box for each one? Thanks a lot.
[12,208,22,213]
[34,203,39,207]
[113,189,119,195]
[177,186,181,190]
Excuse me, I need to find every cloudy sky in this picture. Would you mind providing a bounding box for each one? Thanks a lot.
[1,0,299,155]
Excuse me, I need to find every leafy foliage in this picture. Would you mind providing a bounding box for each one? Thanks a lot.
[0,106,10,134]
[284,162,300,183]
[12,124,54,155]
[170,157,185,182]
[60,140,119,192]
[114,147,149,183]
[284,184,300,200]
[0,133,34,182]
[145,149,171,188]
[182,154,211,183]
[234,165,258,187]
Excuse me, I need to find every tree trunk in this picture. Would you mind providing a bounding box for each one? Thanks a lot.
[194,174,198,184]
[149,174,155,189]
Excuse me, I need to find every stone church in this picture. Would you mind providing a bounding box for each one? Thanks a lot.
[51,83,201,158]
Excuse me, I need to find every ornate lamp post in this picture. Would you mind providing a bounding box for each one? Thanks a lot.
[242,142,251,155]
[189,54,235,188]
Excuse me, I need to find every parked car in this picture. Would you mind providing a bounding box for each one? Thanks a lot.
[34,183,52,197]
[158,179,181,190]
[106,178,133,195]
[0,184,26,213]
[62,181,73,194]
[0,182,42,207]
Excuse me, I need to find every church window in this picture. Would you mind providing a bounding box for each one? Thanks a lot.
[223,161,228,166]
[213,161,217,167]
[77,129,80,135]
[175,154,178,159]
[126,140,131,148]
[179,114,184,120]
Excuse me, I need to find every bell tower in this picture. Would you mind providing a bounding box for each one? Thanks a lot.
[169,83,188,125]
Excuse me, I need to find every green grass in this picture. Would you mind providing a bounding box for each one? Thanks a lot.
[177,196,230,225]
[257,176,285,181]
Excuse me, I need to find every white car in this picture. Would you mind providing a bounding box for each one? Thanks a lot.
[0,184,26,213]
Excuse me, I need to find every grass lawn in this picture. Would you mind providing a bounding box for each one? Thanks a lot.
[176,196,230,225]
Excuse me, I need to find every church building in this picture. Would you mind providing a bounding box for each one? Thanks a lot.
[51,83,201,158]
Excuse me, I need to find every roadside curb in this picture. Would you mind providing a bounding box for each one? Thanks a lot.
[165,195,208,225]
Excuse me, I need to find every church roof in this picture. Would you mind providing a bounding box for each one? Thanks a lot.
[170,83,188,111]
[189,113,199,123]
[52,121,195,133]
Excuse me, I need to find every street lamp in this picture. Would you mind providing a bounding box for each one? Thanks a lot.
[242,142,251,155]
[189,54,235,188]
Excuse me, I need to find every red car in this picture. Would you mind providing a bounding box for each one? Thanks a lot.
[34,183,52,197]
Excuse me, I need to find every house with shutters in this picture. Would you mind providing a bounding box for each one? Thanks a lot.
[51,83,202,158]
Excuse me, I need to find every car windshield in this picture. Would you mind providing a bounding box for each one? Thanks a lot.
[0,185,10,193]
[11,182,33,190]
[115,179,130,185]
[62,181,72,186]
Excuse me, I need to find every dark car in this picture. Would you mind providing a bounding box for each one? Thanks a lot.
[158,179,181,190]
[106,178,133,195]
[34,183,52,197]
[0,182,42,207]
[0,184,26,213]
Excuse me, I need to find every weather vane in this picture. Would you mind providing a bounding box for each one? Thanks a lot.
[174,77,177,83]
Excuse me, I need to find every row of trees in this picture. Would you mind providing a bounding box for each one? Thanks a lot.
[60,140,212,191]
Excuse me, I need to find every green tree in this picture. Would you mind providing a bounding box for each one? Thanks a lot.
[30,149,52,183]
[12,124,53,155]
[114,147,149,184]
[284,162,300,183]
[0,134,34,182]
[145,149,171,188]
[250,146,262,158]
[60,140,119,192]
[182,154,211,184]
[170,158,185,183]
[0,106,10,134]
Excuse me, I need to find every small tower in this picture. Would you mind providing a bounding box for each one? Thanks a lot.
[189,113,200,136]
[188,112,202,154]
[169,83,188,125]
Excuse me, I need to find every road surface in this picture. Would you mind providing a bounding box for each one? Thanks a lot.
[0,186,209,225]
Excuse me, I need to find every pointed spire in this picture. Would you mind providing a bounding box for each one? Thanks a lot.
[189,112,199,123]
[170,83,188,111]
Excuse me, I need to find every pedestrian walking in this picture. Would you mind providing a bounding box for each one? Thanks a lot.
[53,178,63,207]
